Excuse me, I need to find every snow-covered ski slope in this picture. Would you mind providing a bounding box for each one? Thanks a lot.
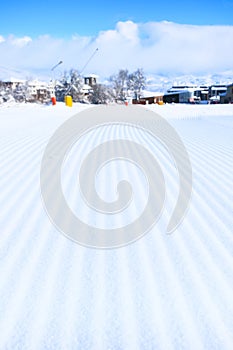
[0,102,233,349]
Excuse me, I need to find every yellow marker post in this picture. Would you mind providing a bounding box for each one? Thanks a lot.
[65,95,73,107]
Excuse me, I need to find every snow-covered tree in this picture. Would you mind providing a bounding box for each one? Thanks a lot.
[13,83,29,102]
[108,68,147,102]
[59,70,69,88]
[0,81,5,103]
[127,68,146,100]
[55,69,84,102]
[67,69,84,102]
[88,84,111,104]
[0,81,17,103]
[109,69,129,102]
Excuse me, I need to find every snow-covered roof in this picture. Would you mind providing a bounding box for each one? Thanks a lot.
[142,90,164,98]
[211,86,227,91]
[171,85,198,89]
[165,89,191,95]
[82,84,92,90]
[28,80,47,87]
[168,87,199,93]
[84,74,98,78]
[3,77,25,83]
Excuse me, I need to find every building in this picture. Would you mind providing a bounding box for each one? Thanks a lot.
[1,78,25,90]
[27,80,54,102]
[84,74,98,87]
[132,91,164,104]
[209,85,227,104]
[163,86,200,103]
[220,83,233,104]
[193,86,210,103]
[163,86,196,103]
[163,85,224,104]
[209,85,227,98]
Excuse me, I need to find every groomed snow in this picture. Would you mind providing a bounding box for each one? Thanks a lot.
[0,102,233,349]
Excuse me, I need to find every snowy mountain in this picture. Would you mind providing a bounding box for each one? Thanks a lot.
[1,61,232,93]
[146,71,233,93]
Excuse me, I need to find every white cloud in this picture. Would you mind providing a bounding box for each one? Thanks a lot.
[8,35,32,47]
[116,21,139,45]
[0,21,232,80]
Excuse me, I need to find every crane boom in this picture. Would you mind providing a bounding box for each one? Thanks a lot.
[80,48,99,74]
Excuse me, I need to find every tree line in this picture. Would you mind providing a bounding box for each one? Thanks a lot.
[0,68,146,104]
[56,68,146,104]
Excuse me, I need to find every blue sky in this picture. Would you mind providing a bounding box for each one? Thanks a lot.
[0,0,233,80]
[1,0,233,37]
